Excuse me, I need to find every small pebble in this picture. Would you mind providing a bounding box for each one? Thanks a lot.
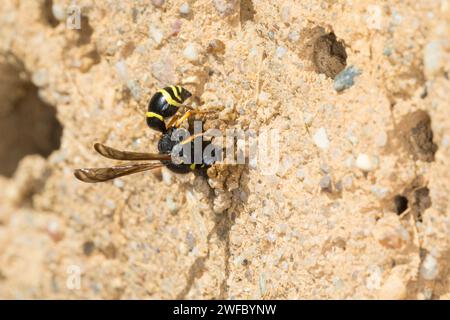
[366,5,382,30]
[319,175,332,191]
[179,3,190,15]
[356,153,376,172]
[51,4,66,21]
[166,195,179,214]
[113,179,125,189]
[258,91,271,103]
[115,60,128,81]
[334,66,361,92]
[288,31,300,42]
[383,47,392,56]
[186,231,196,251]
[320,162,330,173]
[83,241,95,256]
[302,112,314,126]
[342,175,353,189]
[375,131,388,147]
[332,277,344,291]
[171,20,182,35]
[31,69,48,87]
[151,0,165,7]
[267,232,277,243]
[366,265,382,290]
[47,220,63,242]
[183,43,199,62]
[275,46,287,58]
[296,168,305,180]
[278,223,288,234]
[213,0,239,17]
[420,254,439,280]
[149,26,164,45]
[371,185,389,199]
[313,127,330,150]
[126,80,141,100]
[281,6,291,23]
[424,41,444,78]
[259,273,267,296]
[105,199,116,210]
[161,168,172,185]
[378,272,407,299]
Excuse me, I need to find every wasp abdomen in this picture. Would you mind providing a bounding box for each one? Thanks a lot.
[146,86,192,133]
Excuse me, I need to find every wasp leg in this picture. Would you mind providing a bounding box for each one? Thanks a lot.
[179,132,206,145]
[172,109,215,129]
[165,105,191,129]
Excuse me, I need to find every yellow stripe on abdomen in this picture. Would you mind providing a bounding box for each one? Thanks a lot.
[146,111,164,121]
[171,85,181,101]
[158,88,182,107]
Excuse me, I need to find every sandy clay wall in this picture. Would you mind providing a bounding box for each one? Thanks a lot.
[0,0,449,299]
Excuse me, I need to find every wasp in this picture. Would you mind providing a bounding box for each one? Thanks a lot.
[74,86,216,183]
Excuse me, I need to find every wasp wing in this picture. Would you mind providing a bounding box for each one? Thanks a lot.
[94,143,171,161]
[74,163,163,183]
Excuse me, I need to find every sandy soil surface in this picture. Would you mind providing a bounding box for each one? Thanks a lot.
[0,0,449,299]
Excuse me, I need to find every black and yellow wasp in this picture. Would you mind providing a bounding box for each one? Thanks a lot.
[74,86,215,183]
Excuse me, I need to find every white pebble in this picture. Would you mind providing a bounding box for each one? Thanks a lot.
[115,60,128,81]
[179,3,190,15]
[258,91,271,103]
[275,46,287,58]
[378,273,407,299]
[126,80,141,100]
[366,265,382,290]
[356,153,376,171]
[296,168,305,180]
[288,31,300,42]
[313,127,330,150]
[420,254,439,280]
[375,131,388,147]
[213,0,239,17]
[281,6,291,23]
[345,156,354,168]
[51,4,66,21]
[366,5,383,30]
[149,26,164,45]
[371,185,389,199]
[424,41,444,78]
[47,220,60,234]
[31,69,48,87]
[342,175,353,189]
[302,112,314,126]
[183,43,199,62]
[105,199,116,210]
[161,168,172,185]
[267,232,277,242]
[166,196,179,213]
[113,179,125,189]
[249,156,257,169]
[319,175,332,190]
